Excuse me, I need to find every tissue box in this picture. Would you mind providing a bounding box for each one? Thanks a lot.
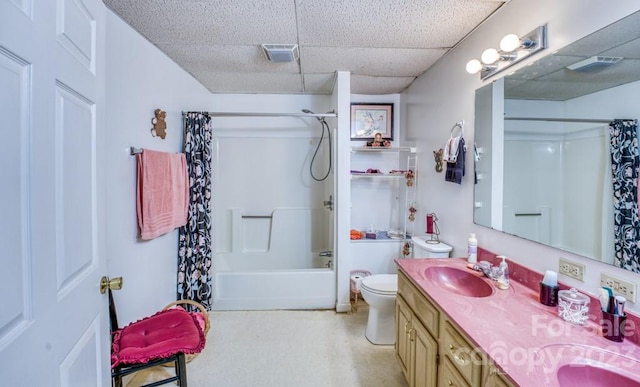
[365,232,377,239]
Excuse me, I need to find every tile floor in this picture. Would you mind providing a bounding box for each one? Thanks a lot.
[126,306,408,387]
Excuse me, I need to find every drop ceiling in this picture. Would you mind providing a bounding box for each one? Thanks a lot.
[103,0,507,95]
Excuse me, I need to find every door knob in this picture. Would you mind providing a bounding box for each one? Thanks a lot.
[100,276,123,294]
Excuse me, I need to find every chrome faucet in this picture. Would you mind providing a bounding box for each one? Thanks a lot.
[476,261,498,280]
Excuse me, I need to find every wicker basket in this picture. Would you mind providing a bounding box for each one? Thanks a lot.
[162,299,210,363]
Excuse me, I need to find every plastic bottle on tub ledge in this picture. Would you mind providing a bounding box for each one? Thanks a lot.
[467,233,478,263]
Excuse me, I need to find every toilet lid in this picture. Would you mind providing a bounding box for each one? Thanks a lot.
[361,274,397,294]
[411,237,452,253]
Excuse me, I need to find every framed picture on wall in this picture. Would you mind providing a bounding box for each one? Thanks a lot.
[350,103,394,141]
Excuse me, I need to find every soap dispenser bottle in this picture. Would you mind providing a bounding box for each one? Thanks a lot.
[467,233,478,263]
[497,255,510,290]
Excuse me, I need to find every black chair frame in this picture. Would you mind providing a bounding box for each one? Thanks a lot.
[109,289,188,387]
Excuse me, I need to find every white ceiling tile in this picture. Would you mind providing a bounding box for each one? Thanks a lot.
[104,0,507,94]
[192,71,304,94]
[301,47,446,77]
[105,0,298,44]
[303,73,336,94]
[296,0,504,48]
[158,44,301,73]
[350,75,416,94]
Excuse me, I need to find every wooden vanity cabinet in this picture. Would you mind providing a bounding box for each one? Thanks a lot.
[396,270,514,387]
[482,365,514,387]
[396,295,439,387]
[439,317,482,386]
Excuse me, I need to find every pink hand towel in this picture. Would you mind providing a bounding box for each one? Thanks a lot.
[136,149,189,240]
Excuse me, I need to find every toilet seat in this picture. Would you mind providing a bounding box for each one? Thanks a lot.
[361,274,397,296]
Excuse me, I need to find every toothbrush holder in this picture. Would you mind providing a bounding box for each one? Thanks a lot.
[601,311,627,342]
[539,282,559,307]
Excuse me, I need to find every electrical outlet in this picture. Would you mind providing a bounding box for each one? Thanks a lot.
[600,272,637,303]
[558,258,585,281]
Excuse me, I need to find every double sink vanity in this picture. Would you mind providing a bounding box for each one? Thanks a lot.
[394,255,640,386]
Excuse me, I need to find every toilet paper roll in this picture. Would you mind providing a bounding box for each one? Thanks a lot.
[351,275,363,291]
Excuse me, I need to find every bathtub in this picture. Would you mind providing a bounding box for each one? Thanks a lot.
[212,207,336,310]
[213,267,336,310]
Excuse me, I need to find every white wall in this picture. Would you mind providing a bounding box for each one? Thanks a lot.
[105,10,213,325]
[106,9,340,321]
[334,71,353,312]
[403,0,640,312]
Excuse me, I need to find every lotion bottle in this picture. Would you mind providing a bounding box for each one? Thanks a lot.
[467,233,477,263]
[497,255,510,290]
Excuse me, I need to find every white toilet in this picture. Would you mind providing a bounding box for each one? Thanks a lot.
[359,236,452,345]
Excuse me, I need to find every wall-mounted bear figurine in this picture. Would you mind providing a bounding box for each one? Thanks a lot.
[151,109,167,139]
[433,148,444,173]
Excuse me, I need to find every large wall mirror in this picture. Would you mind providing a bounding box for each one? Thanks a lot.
[474,10,640,273]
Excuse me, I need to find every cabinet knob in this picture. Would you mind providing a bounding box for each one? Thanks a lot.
[453,352,467,365]
[447,380,453,386]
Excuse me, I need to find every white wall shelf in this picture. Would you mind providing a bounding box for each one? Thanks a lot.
[350,145,417,258]
[351,146,416,153]
[351,173,407,178]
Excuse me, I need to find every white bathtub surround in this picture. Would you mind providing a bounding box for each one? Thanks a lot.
[125,309,408,387]
[213,132,335,310]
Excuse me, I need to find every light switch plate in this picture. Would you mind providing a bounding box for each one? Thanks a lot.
[600,272,637,303]
[559,257,585,281]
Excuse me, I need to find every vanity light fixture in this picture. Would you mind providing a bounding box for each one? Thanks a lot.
[466,25,547,80]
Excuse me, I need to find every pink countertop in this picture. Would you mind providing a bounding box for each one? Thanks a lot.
[395,257,640,386]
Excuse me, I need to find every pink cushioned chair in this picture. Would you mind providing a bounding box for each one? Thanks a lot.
[109,289,207,387]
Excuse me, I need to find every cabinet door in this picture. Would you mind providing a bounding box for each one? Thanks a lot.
[412,317,438,387]
[396,296,412,379]
[440,320,482,386]
[484,366,514,387]
[438,357,471,387]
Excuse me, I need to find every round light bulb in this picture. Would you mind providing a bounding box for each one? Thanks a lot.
[481,48,500,64]
[466,59,483,74]
[500,34,521,52]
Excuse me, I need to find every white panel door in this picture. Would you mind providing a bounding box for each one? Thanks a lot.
[0,0,109,386]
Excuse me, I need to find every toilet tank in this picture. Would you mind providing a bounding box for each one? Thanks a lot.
[411,236,452,258]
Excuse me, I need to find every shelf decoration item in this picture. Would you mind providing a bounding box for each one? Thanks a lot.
[350,103,394,141]
[366,132,391,147]
[425,213,440,243]
[405,170,414,186]
[408,203,417,222]
[402,241,411,256]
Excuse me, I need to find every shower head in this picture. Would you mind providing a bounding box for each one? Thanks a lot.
[302,109,324,122]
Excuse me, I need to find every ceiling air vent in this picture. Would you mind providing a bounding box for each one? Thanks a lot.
[261,44,299,63]
[566,56,623,71]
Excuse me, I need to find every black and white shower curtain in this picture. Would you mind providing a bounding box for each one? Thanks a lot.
[609,119,640,273]
[178,112,213,309]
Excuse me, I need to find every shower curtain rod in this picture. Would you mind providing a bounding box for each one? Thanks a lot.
[505,117,613,124]
[181,111,337,118]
